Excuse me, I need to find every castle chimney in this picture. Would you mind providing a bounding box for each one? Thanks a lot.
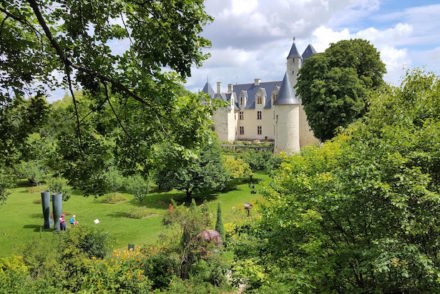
[254,78,261,86]
[217,82,222,94]
[228,84,233,93]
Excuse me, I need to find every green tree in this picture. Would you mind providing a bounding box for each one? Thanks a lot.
[296,39,386,141]
[1,0,211,145]
[156,139,229,201]
[256,71,440,292]
[0,96,50,167]
[215,203,225,242]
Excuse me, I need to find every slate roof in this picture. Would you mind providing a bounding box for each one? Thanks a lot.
[232,81,281,109]
[274,74,299,105]
[302,44,316,61]
[202,82,215,98]
[287,42,301,59]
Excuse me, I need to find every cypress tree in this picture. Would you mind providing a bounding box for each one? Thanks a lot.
[215,202,225,241]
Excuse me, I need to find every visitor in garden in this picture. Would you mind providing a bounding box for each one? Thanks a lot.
[70,214,79,227]
[60,214,66,231]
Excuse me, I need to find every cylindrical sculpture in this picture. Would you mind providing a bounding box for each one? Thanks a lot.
[41,191,50,229]
[52,193,62,231]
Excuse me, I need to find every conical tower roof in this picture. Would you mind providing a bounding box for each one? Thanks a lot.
[202,81,215,98]
[287,39,301,59]
[302,44,316,60]
[274,74,299,105]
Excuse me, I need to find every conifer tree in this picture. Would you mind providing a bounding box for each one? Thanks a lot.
[215,202,225,241]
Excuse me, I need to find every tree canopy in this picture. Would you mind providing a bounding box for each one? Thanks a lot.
[296,39,386,141]
[257,71,440,292]
[1,0,212,152]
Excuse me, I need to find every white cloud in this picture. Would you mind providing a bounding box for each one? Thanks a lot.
[309,23,413,84]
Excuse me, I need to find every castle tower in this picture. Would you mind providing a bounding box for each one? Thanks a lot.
[286,37,302,88]
[274,73,300,154]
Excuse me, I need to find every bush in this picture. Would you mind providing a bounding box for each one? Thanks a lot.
[127,207,156,219]
[82,249,152,292]
[0,256,30,293]
[239,150,273,171]
[190,256,229,287]
[100,193,128,204]
[125,174,150,203]
[61,226,111,259]
[0,170,13,205]
[48,176,72,201]
[143,253,179,289]
[223,156,252,181]
[15,160,47,186]
[104,167,124,193]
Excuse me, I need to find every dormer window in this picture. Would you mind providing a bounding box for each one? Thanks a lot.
[240,97,244,106]
[257,96,262,104]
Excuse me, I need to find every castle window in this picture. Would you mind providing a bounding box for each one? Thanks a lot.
[240,126,244,135]
[257,111,262,120]
[257,96,262,104]
[240,97,244,106]
[239,112,244,120]
[257,126,262,135]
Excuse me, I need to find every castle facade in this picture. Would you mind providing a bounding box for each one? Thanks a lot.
[202,39,319,154]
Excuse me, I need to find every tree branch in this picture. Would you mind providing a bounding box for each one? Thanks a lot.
[66,70,83,149]
[26,0,168,138]
[103,82,131,139]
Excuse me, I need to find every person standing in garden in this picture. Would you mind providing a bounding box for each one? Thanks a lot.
[60,214,66,231]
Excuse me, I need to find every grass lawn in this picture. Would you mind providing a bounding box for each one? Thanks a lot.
[0,173,268,257]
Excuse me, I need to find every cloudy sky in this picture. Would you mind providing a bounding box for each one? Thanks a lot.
[185,0,440,92]
[50,0,440,101]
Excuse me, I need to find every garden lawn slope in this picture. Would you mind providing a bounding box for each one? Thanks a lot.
[0,174,267,257]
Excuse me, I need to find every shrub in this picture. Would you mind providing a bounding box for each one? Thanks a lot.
[189,256,229,287]
[15,160,47,186]
[61,226,111,259]
[82,249,152,292]
[100,193,128,204]
[48,176,72,201]
[223,156,252,180]
[125,174,150,203]
[239,150,273,171]
[104,167,124,193]
[127,208,156,219]
[0,170,12,205]
[143,253,179,289]
[0,256,30,293]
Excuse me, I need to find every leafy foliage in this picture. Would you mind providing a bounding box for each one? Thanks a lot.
[156,139,229,199]
[163,200,213,279]
[223,156,253,180]
[0,169,12,205]
[15,160,47,186]
[256,71,440,292]
[239,150,273,172]
[0,96,50,167]
[215,203,225,242]
[296,39,386,141]
[48,177,72,201]
[125,174,150,203]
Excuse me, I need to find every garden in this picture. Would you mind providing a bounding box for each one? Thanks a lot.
[2,0,440,292]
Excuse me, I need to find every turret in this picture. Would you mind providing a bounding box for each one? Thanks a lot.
[286,37,302,88]
[202,81,215,98]
[274,74,300,154]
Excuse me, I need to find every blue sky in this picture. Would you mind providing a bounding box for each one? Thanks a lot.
[184,0,440,93]
[50,0,440,101]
